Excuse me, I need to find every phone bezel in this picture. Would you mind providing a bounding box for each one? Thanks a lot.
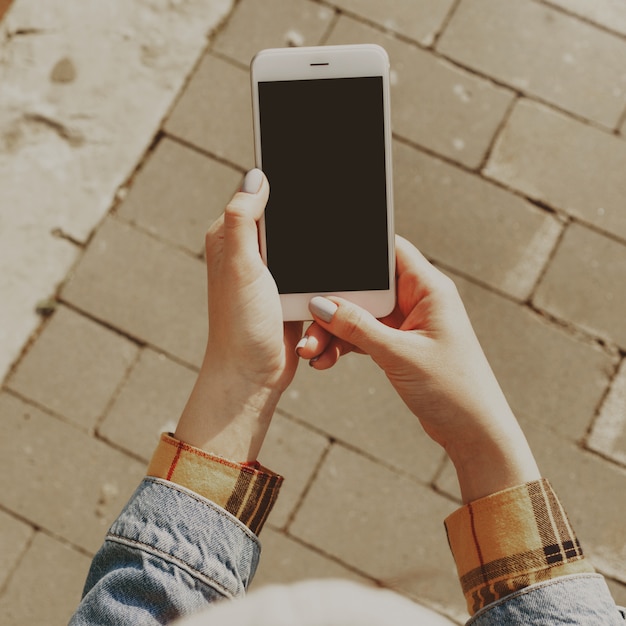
[250,44,396,321]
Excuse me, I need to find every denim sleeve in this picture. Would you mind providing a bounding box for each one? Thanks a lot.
[69,477,261,626]
[469,574,626,625]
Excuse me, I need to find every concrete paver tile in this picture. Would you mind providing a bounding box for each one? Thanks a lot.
[0,532,91,626]
[118,138,241,256]
[0,509,33,590]
[437,0,626,128]
[588,359,626,466]
[394,140,562,300]
[98,348,197,462]
[252,527,367,589]
[326,16,514,168]
[6,306,138,431]
[606,577,626,610]
[164,54,253,169]
[453,272,614,441]
[289,444,465,619]
[485,100,626,242]
[214,0,334,66]
[259,414,328,529]
[0,392,146,553]
[328,0,456,46]
[61,217,207,368]
[544,0,626,37]
[534,223,626,348]
[278,353,444,483]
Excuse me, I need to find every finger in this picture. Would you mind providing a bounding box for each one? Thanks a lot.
[295,322,333,359]
[223,169,270,262]
[308,296,398,363]
[309,335,355,370]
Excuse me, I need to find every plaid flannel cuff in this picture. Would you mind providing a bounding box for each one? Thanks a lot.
[146,433,282,536]
[445,478,594,615]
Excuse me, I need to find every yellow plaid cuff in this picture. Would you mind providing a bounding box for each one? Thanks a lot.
[445,479,594,615]
[147,433,282,535]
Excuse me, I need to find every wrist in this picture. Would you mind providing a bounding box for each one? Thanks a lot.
[174,360,282,462]
[446,416,541,503]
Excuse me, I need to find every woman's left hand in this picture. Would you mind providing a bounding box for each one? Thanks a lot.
[175,169,302,461]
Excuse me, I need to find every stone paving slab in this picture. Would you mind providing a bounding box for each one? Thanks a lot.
[0,508,33,590]
[534,223,626,348]
[327,16,514,168]
[290,443,465,621]
[588,358,626,466]
[213,0,334,67]
[328,0,456,46]
[394,139,562,300]
[98,348,197,462]
[252,526,368,590]
[259,414,329,529]
[438,0,626,128]
[117,138,242,256]
[454,271,615,442]
[279,352,445,483]
[485,99,626,241]
[0,531,91,626]
[164,54,254,169]
[6,306,138,432]
[0,392,145,553]
[61,217,208,368]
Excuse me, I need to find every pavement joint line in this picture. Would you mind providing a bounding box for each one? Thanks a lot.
[282,438,333,533]
[92,347,144,437]
[54,298,204,374]
[525,215,570,305]
[430,0,464,48]
[318,5,341,45]
[534,0,626,44]
[111,212,208,261]
[476,93,520,172]
[164,132,248,177]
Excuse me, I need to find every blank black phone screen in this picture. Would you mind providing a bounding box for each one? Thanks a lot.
[258,76,389,294]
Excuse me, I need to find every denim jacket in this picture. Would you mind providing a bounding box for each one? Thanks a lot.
[69,436,625,625]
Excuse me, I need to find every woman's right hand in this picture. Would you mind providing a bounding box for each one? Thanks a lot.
[297,236,540,502]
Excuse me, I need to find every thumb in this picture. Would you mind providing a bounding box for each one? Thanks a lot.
[308,296,397,362]
[223,169,270,262]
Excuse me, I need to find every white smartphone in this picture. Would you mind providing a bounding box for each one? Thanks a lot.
[250,44,395,321]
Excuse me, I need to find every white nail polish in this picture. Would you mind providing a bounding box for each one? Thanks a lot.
[309,296,337,323]
[295,336,308,354]
[242,168,263,194]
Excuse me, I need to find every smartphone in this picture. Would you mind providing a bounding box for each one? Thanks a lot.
[250,44,395,321]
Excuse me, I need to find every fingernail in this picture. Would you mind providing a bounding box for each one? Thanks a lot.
[295,336,309,355]
[309,296,337,323]
[309,355,320,367]
[242,168,263,194]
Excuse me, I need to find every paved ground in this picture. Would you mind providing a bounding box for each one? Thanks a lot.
[1,1,626,624]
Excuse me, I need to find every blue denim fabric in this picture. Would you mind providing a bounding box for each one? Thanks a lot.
[69,477,260,625]
[70,476,625,625]
[469,574,625,625]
